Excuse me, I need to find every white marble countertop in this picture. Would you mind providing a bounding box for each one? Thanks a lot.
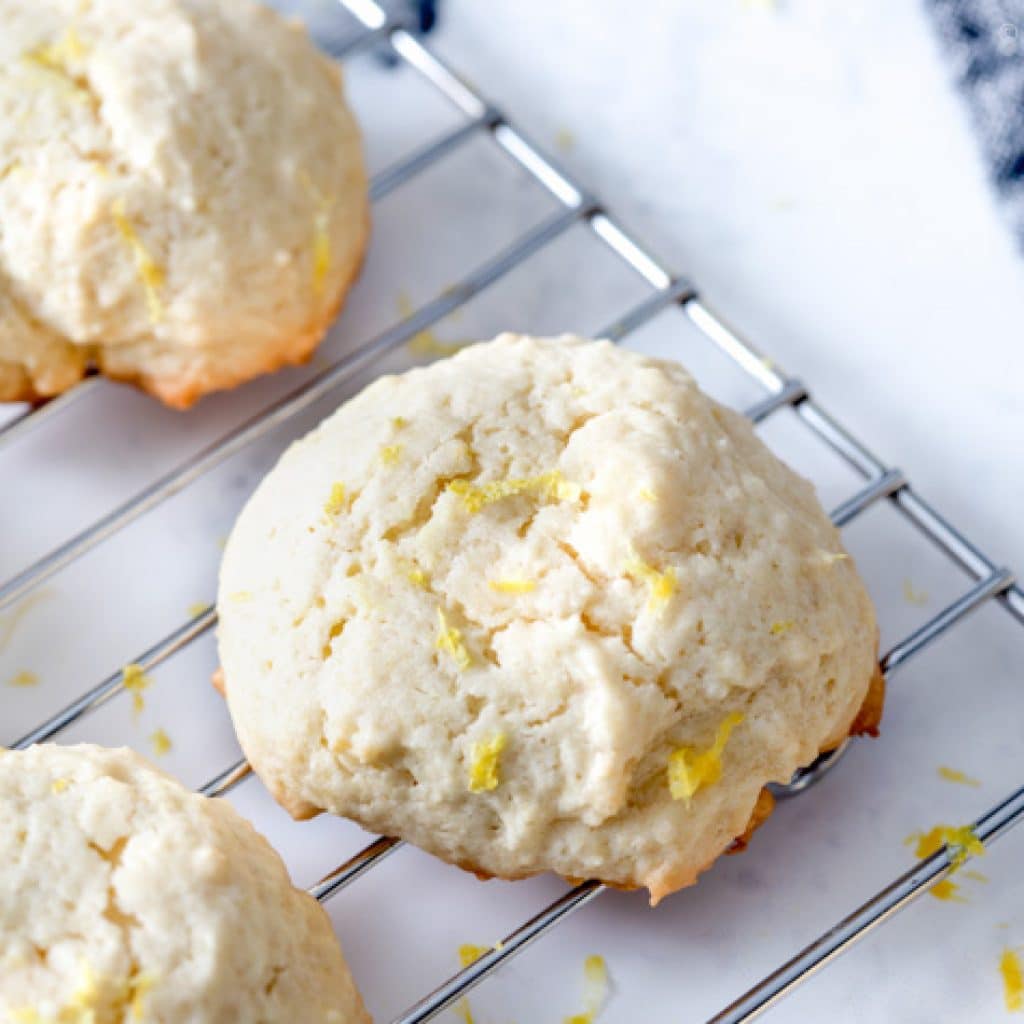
[2,1,1022,1022]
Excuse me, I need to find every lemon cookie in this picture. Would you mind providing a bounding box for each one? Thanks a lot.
[217,334,881,903]
[0,0,368,408]
[0,744,369,1023]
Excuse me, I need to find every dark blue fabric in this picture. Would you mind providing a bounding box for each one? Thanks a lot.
[927,0,1024,245]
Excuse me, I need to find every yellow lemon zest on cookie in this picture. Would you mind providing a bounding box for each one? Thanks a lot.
[228,590,252,603]
[122,663,151,716]
[564,954,608,1024]
[8,669,39,687]
[0,159,25,182]
[448,470,581,514]
[818,550,850,566]
[379,444,402,466]
[436,609,472,671]
[10,1009,42,1023]
[392,416,408,430]
[127,970,157,1019]
[187,602,210,618]
[769,620,795,635]
[625,554,677,612]
[1001,949,1024,1011]
[905,823,985,901]
[458,944,490,967]
[51,777,69,794]
[406,566,429,588]
[323,482,347,518]
[21,27,91,103]
[638,486,658,503]
[468,732,507,793]
[149,728,172,756]
[488,578,535,594]
[668,712,744,803]
[902,578,929,607]
[299,172,335,296]
[111,198,165,323]
[937,764,981,788]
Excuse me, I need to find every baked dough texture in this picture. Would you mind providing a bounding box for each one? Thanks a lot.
[0,744,369,1023]
[217,334,880,903]
[0,0,368,408]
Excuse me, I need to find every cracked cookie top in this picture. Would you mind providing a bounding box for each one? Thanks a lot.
[217,334,879,902]
[0,744,369,1023]
[0,0,367,407]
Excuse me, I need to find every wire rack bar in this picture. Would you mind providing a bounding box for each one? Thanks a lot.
[0,378,99,450]
[708,781,1024,1024]
[2,4,1021,1020]
[392,880,607,1024]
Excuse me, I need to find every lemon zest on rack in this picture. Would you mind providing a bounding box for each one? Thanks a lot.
[436,609,472,671]
[905,823,985,901]
[468,732,507,793]
[187,602,210,618]
[8,669,39,687]
[458,944,490,967]
[122,663,151,716]
[668,713,744,803]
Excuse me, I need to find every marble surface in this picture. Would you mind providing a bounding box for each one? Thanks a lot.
[2,1,1022,1022]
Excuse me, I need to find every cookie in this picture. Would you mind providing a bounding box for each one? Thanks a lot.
[0,744,369,1023]
[217,334,881,903]
[0,0,368,408]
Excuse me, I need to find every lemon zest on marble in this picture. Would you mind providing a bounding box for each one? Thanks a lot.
[625,554,677,612]
[436,609,472,671]
[122,663,151,716]
[902,577,929,607]
[668,713,744,802]
[1001,948,1024,1011]
[111,198,165,323]
[149,729,172,756]
[448,470,581,513]
[397,291,468,358]
[324,482,347,518]
[488,578,535,594]
[937,764,981,788]
[468,732,506,792]
[564,954,609,1024]
[8,669,39,687]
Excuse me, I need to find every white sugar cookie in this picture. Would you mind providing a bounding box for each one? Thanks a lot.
[217,334,881,902]
[0,744,369,1023]
[0,0,367,407]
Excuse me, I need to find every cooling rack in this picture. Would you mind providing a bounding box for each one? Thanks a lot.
[2,0,1023,1020]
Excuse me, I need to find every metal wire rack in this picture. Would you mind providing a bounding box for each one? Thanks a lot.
[2,0,1023,1019]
